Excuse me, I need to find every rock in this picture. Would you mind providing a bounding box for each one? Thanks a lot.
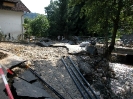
[80,42,90,47]
[39,38,50,42]
[79,62,92,74]
[36,42,49,47]
[85,45,98,55]
[125,81,130,85]
[97,69,103,73]
[102,77,107,81]
[95,57,102,63]
[131,86,133,93]
[21,61,32,68]
[90,40,96,45]
[98,73,103,77]
[124,85,130,92]
[67,41,75,45]
[71,36,79,44]
[93,82,104,90]
[95,91,101,95]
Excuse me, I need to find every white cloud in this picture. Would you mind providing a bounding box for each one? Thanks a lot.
[21,0,50,14]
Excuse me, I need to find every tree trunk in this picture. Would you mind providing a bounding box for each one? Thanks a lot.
[104,0,123,58]
[107,21,118,55]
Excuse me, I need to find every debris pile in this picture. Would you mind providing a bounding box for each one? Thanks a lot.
[76,54,133,99]
[0,42,133,99]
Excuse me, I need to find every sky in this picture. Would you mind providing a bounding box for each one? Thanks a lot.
[21,0,51,14]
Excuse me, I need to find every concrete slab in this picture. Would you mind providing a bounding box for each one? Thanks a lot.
[0,76,8,99]
[13,77,51,98]
[32,81,44,89]
[19,70,37,82]
[50,43,69,47]
[66,45,85,54]
[0,50,25,71]
[50,43,85,54]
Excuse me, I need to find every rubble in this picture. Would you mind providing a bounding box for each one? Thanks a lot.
[0,42,133,99]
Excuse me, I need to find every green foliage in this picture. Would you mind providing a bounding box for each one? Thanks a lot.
[45,0,60,37]
[71,0,133,36]
[45,0,90,38]
[45,0,69,37]
[70,0,133,56]
[23,15,49,38]
[30,15,49,37]
[23,18,32,38]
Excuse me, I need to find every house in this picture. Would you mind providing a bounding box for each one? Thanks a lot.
[0,0,30,41]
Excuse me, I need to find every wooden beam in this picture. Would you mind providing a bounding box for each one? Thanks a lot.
[3,2,15,7]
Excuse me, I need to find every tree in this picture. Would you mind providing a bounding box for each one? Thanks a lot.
[45,0,69,38]
[45,0,90,39]
[71,0,133,57]
[23,18,32,38]
[45,0,59,37]
[30,15,49,37]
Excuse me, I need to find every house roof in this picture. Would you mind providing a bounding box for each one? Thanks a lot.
[0,0,30,12]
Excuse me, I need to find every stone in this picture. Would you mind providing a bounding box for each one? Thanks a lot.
[68,41,75,45]
[131,86,133,93]
[85,45,98,55]
[102,77,107,81]
[13,77,51,98]
[36,42,49,47]
[93,82,104,90]
[80,42,90,47]
[97,69,103,73]
[21,61,32,68]
[124,85,130,92]
[39,38,50,42]
[98,73,103,77]
[79,62,92,74]
[125,81,130,85]
[90,40,96,45]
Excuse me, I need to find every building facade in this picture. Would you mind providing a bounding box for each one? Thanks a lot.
[0,0,30,40]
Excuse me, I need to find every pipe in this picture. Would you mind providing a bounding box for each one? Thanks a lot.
[61,58,87,99]
[68,60,94,99]
[68,56,99,99]
[29,68,65,99]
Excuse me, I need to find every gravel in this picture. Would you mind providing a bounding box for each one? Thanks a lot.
[0,42,133,99]
[109,63,133,99]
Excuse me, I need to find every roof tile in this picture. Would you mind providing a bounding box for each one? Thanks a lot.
[0,0,30,12]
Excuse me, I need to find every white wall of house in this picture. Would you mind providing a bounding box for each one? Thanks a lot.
[0,9,23,40]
